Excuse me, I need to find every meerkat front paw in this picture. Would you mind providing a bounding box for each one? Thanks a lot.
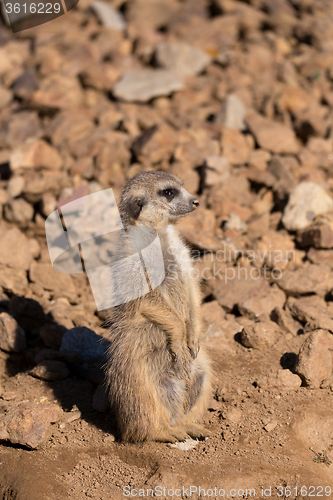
[170,348,180,364]
[168,341,184,364]
[185,320,201,359]
[188,339,200,359]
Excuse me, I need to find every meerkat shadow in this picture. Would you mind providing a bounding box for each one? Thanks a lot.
[1,294,115,438]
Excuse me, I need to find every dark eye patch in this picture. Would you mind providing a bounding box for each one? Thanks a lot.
[158,187,179,201]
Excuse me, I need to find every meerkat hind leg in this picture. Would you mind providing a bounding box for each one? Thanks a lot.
[181,361,211,439]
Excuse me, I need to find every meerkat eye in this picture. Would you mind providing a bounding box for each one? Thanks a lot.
[159,188,178,201]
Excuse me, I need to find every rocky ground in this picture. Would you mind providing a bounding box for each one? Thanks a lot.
[1,0,333,498]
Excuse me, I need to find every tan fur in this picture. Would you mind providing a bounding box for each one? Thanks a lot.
[105,171,211,442]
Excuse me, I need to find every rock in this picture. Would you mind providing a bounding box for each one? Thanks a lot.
[222,407,242,424]
[214,199,252,221]
[39,323,67,349]
[282,182,333,231]
[253,230,295,271]
[246,212,270,240]
[22,171,67,204]
[277,264,333,297]
[0,312,26,352]
[220,127,250,165]
[3,112,41,149]
[287,296,333,332]
[60,327,110,364]
[246,110,300,154]
[295,330,333,388]
[155,41,211,76]
[4,198,34,223]
[213,274,269,312]
[173,128,220,168]
[267,155,297,195]
[177,208,219,251]
[257,369,302,390]
[7,175,24,198]
[0,188,9,206]
[10,139,63,171]
[126,0,179,31]
[40,192,57,218]
[277,86,316,115]
[46,110,95,147]
[225,213,247,234]
[297,221,333,249]
[29,262,76,294]
[61,408,81,425]
[168,438,200,451]
[8,296,45,331]
[202,300,226,337]
[132,123,177,164]
[80,64,120,91]
[240,321,280,349]
[296,104,330,140]
[30,360,70,381]
[270,307,302,336]
[47,303,74,331]
[0,47,13,76]
[34,349,80,364]
[287,295,328,322]
[0,86,12,109]
[263,420,278,432]
[239,285,286,320]
[92,384,110,412]
[31,75,84,110]
[248,150,271,171]
[90,2,126,30]
[12,68,39,101]
[113,69,184,103]
[0,401,62,449]
[244,167,276,189]
[307,248,333,268]
[0,226,32,270]
[174,15,238,54]
[70,157,94,181]
[207,399,222,411]
[0,266,28,296]
[218,94,246,130]
[204,156,230,187]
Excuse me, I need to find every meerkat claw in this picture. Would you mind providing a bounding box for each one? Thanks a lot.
[190,344,200,359]
[171,351,179,363]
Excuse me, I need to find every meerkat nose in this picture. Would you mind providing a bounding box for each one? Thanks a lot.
[192,198,200,208]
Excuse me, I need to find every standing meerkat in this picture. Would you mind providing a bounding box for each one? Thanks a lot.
[105,171,211,443]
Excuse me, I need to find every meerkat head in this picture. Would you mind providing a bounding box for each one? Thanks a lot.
[119,171,199,228]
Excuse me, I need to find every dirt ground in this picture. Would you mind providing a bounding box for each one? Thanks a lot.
[1,0,333,498]
[1,329,333,500]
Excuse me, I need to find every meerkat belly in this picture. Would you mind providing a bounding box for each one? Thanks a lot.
[161,225,194,318]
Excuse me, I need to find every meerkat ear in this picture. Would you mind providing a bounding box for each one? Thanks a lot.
[128,196,146,219]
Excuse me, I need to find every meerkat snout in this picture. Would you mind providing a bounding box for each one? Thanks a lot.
[192,198,200,208]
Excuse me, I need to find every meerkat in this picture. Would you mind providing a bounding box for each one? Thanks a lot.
[105,171,211,443]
